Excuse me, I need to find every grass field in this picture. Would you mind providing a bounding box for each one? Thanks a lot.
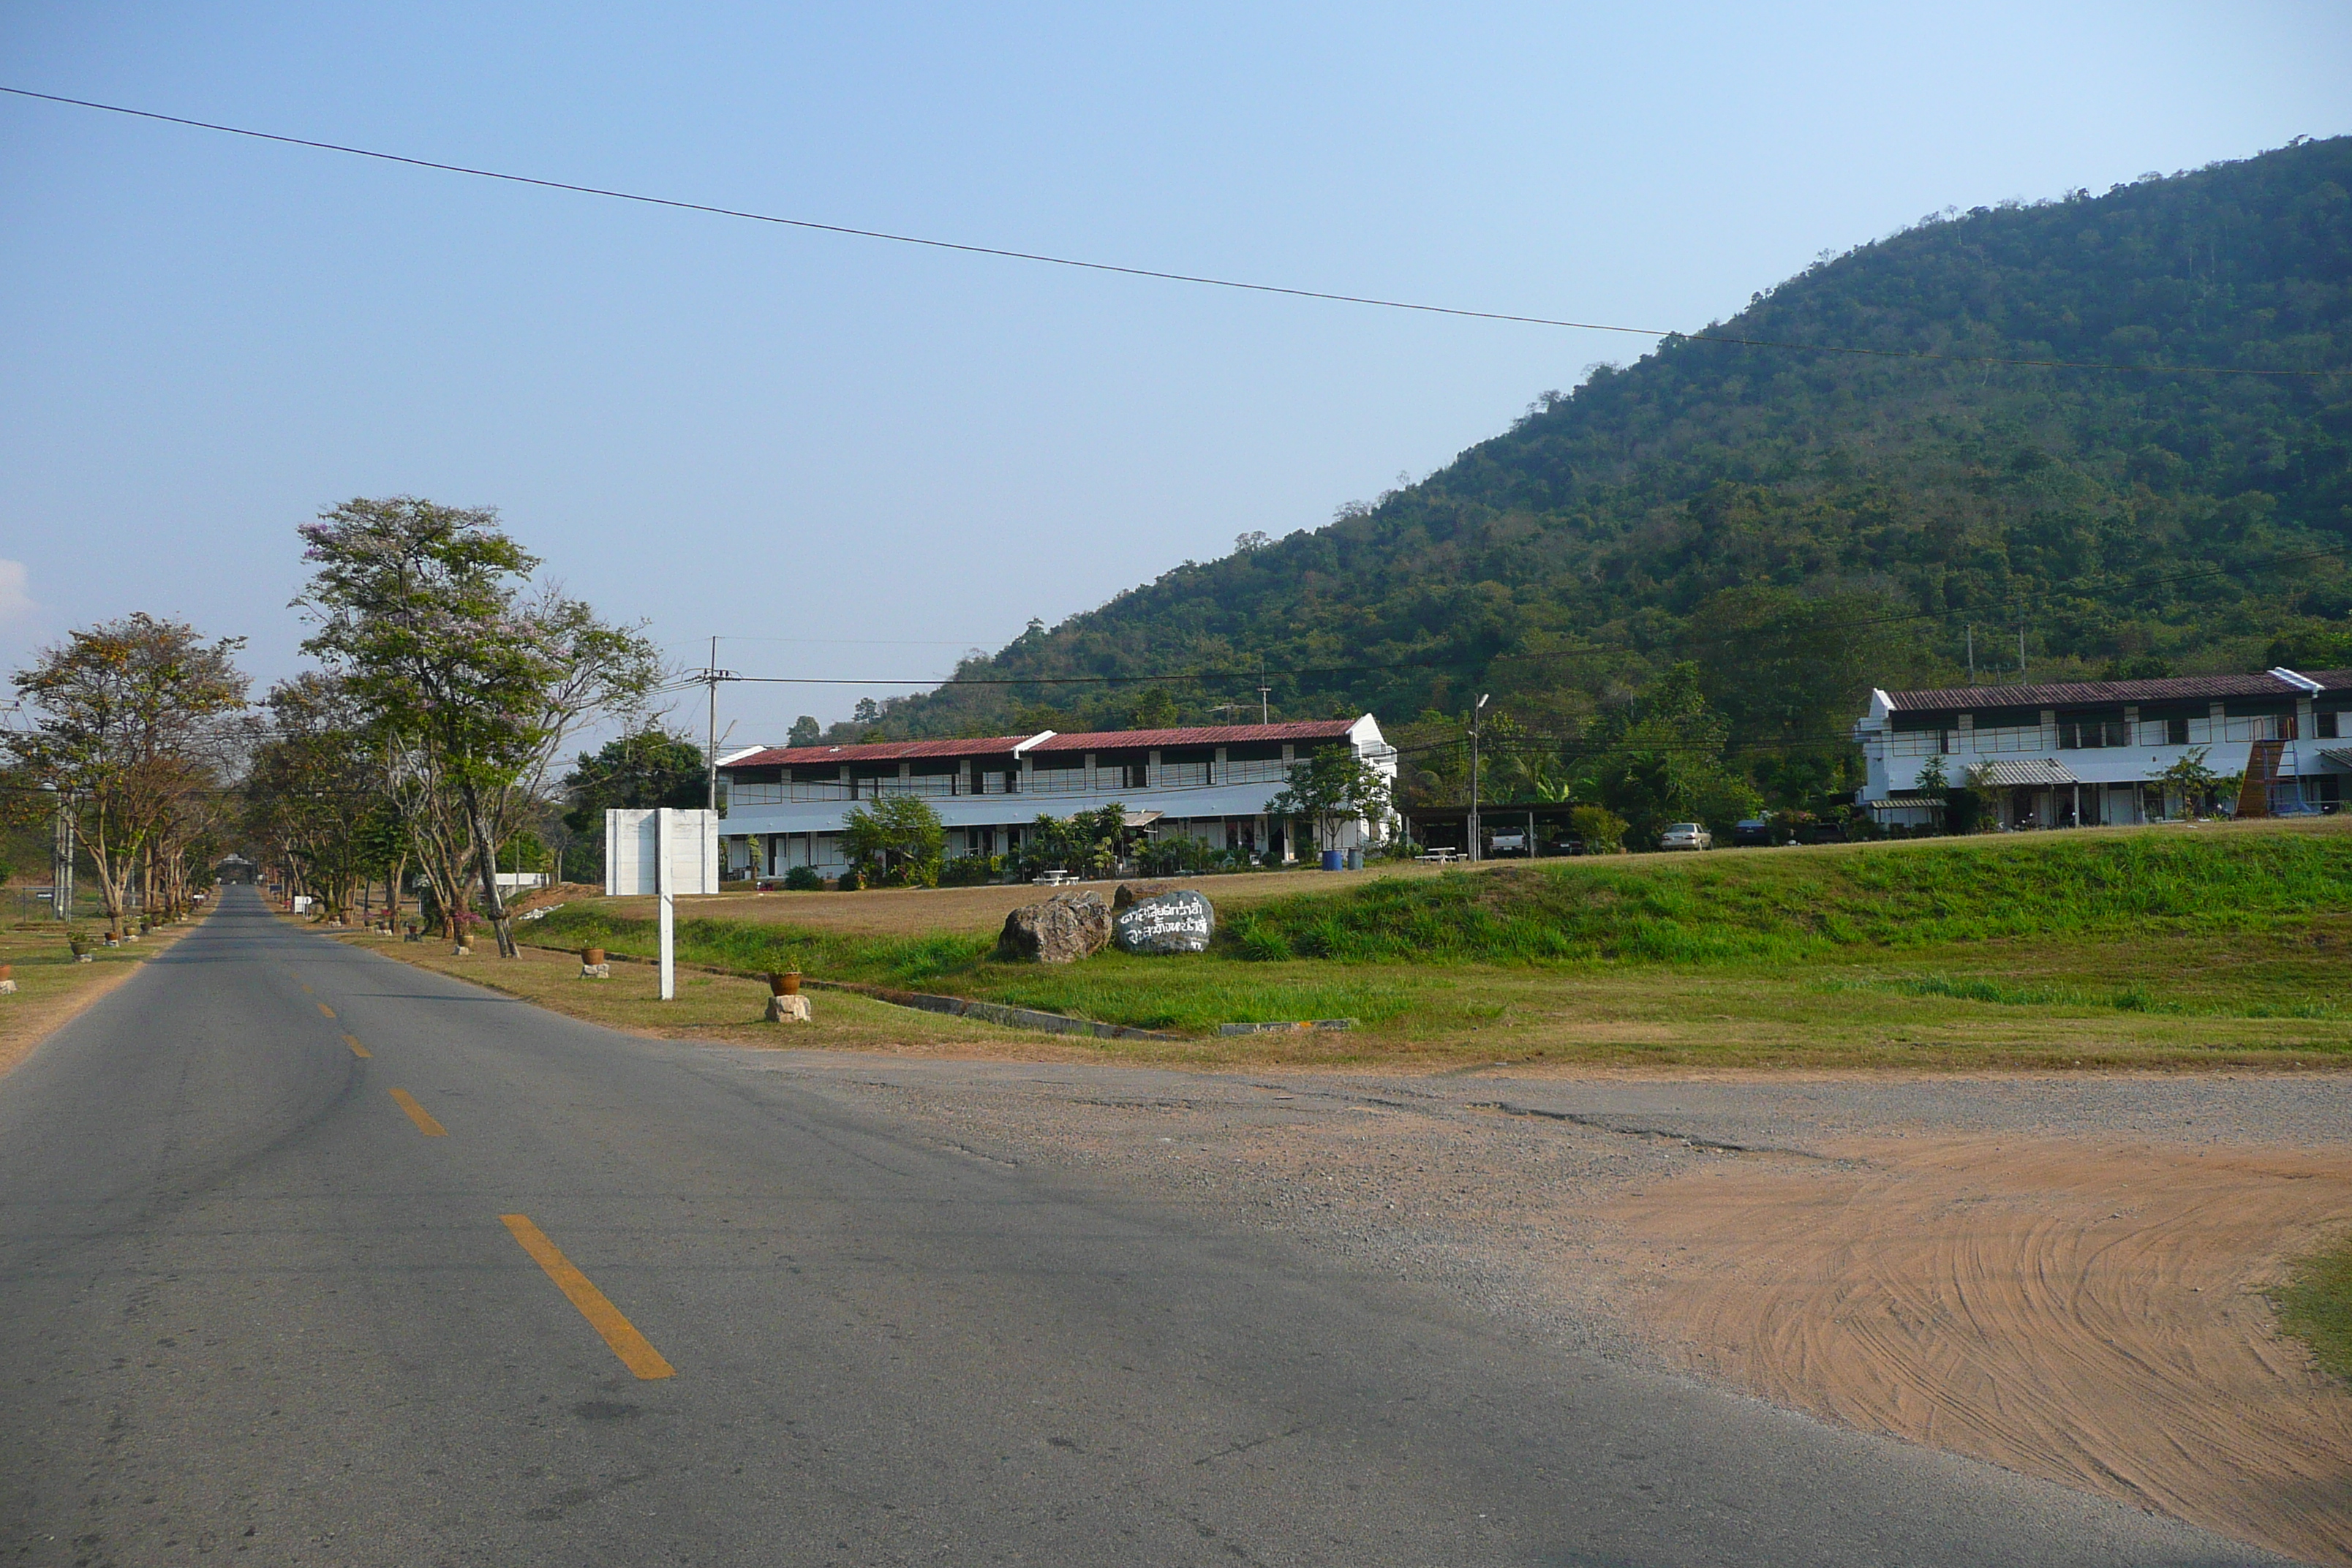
[2274,1235,2352,1384]
[0,908,203,1077]
[507,819,2352,1068]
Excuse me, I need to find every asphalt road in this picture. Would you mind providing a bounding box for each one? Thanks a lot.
[0,888,2289,1566]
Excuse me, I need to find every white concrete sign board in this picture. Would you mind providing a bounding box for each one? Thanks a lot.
[604,809,720,896]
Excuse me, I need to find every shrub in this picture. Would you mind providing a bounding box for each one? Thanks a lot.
[782,865,823,891]
[1138,834,1212,876]
[843,795,946,886]
[832,867,863,892]
[941,853,1003,886]
[1569,804,1627,853]
[1229,913,1294,961]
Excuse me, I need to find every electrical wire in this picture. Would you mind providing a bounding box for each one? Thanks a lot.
[3,86,2337,380]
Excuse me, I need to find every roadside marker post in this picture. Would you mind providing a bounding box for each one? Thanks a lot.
[656,807,676,1000]
[603,807,717,1003]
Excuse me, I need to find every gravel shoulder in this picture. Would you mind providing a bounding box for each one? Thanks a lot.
[714,1053,2352,1565]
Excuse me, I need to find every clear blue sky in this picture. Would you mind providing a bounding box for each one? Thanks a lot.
[4,3,2348,742]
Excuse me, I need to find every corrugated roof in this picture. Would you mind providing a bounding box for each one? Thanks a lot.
[1966,758,2081,787]
[722,718,1363,770]
[1886,672,2307,713]
[723,735,1033,769]
[1025,720,1357,753]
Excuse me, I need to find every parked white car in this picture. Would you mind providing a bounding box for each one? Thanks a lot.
[1659,821,1713,851]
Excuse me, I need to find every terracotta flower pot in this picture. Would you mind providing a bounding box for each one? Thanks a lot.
[582,946,606,967]
[769,970,802,997]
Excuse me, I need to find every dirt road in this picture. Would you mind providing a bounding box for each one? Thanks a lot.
[717,1056,2352,1564]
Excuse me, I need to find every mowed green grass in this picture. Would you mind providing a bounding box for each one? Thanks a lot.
[529,821,2352,1066]
[2273,1236,2352,1383]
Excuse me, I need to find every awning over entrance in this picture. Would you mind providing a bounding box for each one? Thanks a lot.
[1122,810,1164,828]
[2318,747,2352,769]
[1966,758,2081,788]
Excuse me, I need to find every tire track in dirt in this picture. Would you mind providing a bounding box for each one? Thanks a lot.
[1602,1136,2352,1565]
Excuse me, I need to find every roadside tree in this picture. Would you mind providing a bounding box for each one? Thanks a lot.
[295,497,659,957]
[1265,745,1393,854]
[246,673,380,921]
[4,614,247,932]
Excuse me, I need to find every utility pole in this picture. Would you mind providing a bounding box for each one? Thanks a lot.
[1469,693,1490,863]
[701,637,736,813]
[1257,667,1271,726]
[1967,625,1975,684]
[50,788,73,921]
[2019,625,2027,683]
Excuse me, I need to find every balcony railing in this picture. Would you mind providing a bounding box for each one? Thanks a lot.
[1885,715,2280,759]
[725,753,1307,807]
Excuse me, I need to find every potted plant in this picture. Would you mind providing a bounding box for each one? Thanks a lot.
[767,970,802,998]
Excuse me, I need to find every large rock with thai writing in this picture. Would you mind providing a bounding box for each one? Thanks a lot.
[1113,889,1215,955]
[998,892,1114,964]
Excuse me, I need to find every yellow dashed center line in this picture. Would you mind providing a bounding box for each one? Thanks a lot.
[344,1035,371,1059]
[388,1088,448,1137]
[500,1215,676,1380]
[316,1002,336,1019]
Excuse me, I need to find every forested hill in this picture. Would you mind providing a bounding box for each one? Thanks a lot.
[853,136,2351,774]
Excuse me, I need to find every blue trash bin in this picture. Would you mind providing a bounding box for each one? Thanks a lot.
[1320,850,1345,871]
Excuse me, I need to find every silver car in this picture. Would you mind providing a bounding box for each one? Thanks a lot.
[1659,821,1713,851]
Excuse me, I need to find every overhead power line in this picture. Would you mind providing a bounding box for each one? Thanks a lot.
[2,85,2337,380]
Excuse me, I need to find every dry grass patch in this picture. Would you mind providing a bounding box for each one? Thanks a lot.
[334,930,1101,1060]
[0,911,207,1077]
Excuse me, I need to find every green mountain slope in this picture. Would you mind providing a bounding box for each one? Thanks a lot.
[860,137,2352,788]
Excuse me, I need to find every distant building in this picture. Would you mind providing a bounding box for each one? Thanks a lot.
[714,717,1393,878]
[1853,668,2352,829]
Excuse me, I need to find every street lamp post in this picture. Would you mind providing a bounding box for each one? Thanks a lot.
[1469,693,1490,863]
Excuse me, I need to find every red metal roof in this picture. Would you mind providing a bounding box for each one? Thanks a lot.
[723,735,1033,769]
[720,718,1362,770]
[1025,720,1358,753]
[1884,671,2330,713]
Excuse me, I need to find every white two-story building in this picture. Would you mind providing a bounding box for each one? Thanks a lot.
[712,716,1395,879]
[1854,668,2352,828]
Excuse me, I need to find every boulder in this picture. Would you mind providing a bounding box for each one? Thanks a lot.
[1112,881,1178,911]
[998,892,1114,964]
[1113,889,1216,955]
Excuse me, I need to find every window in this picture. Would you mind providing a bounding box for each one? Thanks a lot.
[2319,712,2340,740]
[2166,717,2190,747]
[2057,717,2127,750]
